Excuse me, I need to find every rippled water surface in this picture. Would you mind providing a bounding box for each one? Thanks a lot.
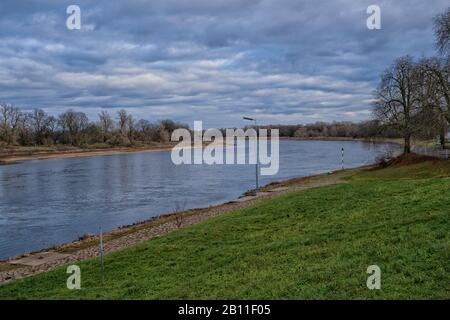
[0,140,399,259]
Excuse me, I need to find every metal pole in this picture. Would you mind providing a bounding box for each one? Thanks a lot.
[255,120,259,192]
[341,147,344,170]
[243,116,259,192]
[99,227,105,284]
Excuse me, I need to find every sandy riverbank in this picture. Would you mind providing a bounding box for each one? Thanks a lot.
[0,144,177,165]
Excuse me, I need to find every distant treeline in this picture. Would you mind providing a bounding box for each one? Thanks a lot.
[257,121,401,139]
[0,104,440,148]
[0,106,188,147]
[0,104,402,148]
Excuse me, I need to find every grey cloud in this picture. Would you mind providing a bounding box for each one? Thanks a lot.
[0,0,448,127]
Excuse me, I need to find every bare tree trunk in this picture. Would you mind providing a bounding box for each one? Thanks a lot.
[404,135,411,153]
[440,132,446,149]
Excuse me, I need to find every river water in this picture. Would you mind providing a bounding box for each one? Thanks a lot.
[0,140,398,259]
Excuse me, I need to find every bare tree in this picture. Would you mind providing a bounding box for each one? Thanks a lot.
[136,119,160,143]
[98,110,114,143]
[28,108,51,145]
[126,113,135,144]
[0,103,23,145]
[373,56,422,153]
[434,7,450,57]
[117,109,129,139]
[173,201,187,229]
[417,58,450,148]
[0,103,11,143]
[58,110,89,145]
[47,116,58,144]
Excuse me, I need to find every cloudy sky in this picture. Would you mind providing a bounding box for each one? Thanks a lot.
[0,0,448,127]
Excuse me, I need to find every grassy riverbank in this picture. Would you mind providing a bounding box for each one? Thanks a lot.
[0,155,449,299]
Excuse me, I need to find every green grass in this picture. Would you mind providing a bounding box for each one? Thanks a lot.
[1,159,449,299]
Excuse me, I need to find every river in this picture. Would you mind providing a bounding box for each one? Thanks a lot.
[0,140,399,259]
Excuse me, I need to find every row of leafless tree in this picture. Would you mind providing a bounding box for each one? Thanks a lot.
[0,103,397,147]
[257,120,400,139]
[373,8,450,153]
[0,106,188,147]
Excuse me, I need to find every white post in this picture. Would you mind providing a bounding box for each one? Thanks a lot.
[341,147,344,170]
[255,120,259,191]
